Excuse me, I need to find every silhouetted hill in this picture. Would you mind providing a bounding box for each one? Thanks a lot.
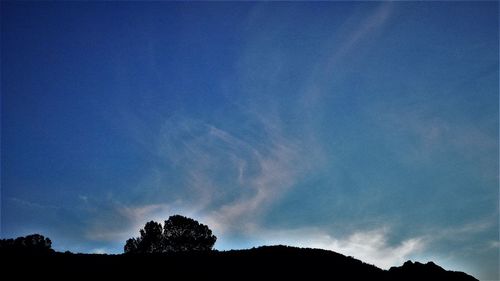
[388,260,478,281]
[1,245,478,280]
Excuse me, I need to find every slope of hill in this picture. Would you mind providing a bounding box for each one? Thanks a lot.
[1,245,478,280]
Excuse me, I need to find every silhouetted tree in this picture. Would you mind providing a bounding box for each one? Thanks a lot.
[124,237,139,254]
[124,215,216,254]
[163,215,217,252]
[139,221,164,253]
[0,238,15,251]
[0,234,53,254]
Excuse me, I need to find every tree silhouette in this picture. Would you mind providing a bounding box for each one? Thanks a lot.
[124,215,216,254]
[124,237,139,254]
[0,234,53,254]
[163,215,217,252]
[140,221,164,253]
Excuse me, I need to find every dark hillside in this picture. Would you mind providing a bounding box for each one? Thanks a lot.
[1,245,478,280]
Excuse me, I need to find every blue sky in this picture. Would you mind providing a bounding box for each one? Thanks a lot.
[1,2,498,280]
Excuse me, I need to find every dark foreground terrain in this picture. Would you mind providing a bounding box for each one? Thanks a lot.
[1,245,477,280]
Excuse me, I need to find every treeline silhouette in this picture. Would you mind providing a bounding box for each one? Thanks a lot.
[0,215,478,281]
[0,233,53,255]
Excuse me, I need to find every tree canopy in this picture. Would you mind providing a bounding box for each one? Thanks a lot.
[0,234,53,254]
[124,215,217,254]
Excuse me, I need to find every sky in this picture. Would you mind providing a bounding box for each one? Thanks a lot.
[1,1,498,280]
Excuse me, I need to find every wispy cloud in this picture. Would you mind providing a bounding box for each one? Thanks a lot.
[8,197,61,210]
[309,229,424,269]
[83,2,395,247]
[91,248,108,254]
[84,201,182,242]
[84,108,315,241]
[300,2,394,107]
[329,2,394,65]
[372,104,498,169]
[410,218,499,279]
[156,113,314,235]
[78,195,89,204]
[245,226,425,269]
[417,217,499,252]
